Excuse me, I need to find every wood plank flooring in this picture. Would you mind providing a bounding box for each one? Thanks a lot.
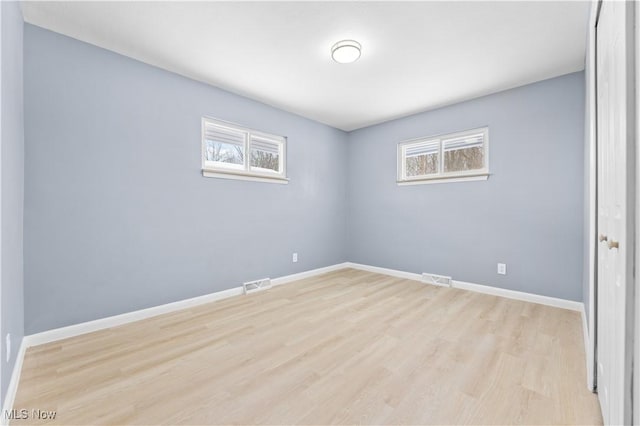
[12,269,602,425]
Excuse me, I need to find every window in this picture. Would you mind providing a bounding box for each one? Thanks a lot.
[397,127,489,184]
[202,117,287,183]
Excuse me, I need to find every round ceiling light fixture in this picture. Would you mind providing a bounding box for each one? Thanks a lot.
[331,40,361,64]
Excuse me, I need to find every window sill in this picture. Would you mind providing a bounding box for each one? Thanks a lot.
[397,173,489,186]
[202,169,289,184]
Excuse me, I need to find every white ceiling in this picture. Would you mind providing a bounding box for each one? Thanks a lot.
[22,1,590,131]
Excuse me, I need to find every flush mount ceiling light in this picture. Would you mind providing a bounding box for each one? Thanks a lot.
[331,40,361,64]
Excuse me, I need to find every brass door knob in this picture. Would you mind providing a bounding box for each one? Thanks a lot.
[599,234,608,242]
[608,240,619,250]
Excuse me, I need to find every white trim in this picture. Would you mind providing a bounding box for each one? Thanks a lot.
[397,126,489,184]
[271,263,349,286]
[451,280,582,311]
[586,0,600,393]
[345,262,582,311]
[23,263,348,348]
[25,287,243,348]
[0,0,3,408]
[202,170,289,184]
[624,1,637,423]
[17,260,585,344]
[397,174,488,186]
[345,262,422,281]
[1,340,26,425]
[582,304,594,390]
[635,0,640,418]
[201,116,287,183]
[5,261,586,416]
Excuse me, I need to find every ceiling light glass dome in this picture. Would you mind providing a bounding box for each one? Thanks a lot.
[331,40,361,64]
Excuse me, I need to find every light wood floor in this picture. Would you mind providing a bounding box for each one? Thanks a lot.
[13,269,602,425]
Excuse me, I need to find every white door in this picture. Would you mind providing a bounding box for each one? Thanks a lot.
[596,1,633,424]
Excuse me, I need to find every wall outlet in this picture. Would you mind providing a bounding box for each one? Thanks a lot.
[5,333,11,363]
[497,263,507,275]
[292,253,298,263]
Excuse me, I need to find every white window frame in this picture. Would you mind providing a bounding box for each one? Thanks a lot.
[397,127,489,185]
[201,117,288,184]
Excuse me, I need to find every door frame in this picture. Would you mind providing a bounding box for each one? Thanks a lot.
[585,0,600,392]
[588,0,637,422]
[634,1,640,423]
[621,1,636,424]
[585,0,640,424]
[0,0,3,406]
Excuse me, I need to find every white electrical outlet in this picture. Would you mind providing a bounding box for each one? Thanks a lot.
[497,263,507,275]
[292,253,298,263]
[6,333,11,362]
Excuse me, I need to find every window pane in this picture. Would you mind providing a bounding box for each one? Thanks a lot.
[404,139,439,177]
[250,137,281,173]
[202,118,288,182]
[406,153,439,176]
[443,133,485,173]
[203,122,246,168]
[205,139,244,166]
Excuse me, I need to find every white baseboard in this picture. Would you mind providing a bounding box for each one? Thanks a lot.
[1,263,350,415]
[271,263,349,286]
[345,262,422,281]
[1,339,27,426]
[25,262,348,349]
[7,260,584,417]
[452,280,582,311]
[24,261,582,349]
[24,286,244,348]
[345,262,582,312]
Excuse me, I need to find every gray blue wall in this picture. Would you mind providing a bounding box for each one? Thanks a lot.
[1,0,25,404]
[23,23,586,336]
[347,72,585,301]
[23,25,348,334]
